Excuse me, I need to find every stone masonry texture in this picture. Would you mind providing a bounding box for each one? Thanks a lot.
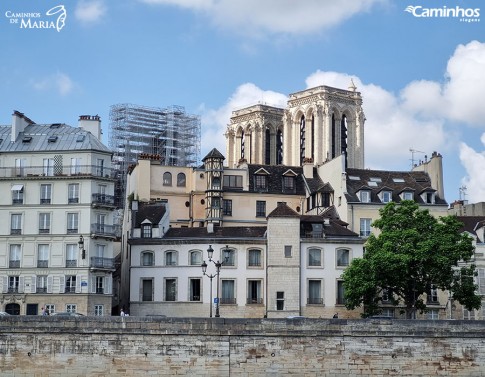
[0,316,485,376]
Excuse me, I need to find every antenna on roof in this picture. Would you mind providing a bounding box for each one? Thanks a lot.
[409,148,425,169]
[459,185,468,202]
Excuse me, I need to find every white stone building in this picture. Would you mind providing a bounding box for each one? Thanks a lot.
[0,111,117,316]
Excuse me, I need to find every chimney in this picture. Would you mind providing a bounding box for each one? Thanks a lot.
[11,111,34,142]
[78,115,102,140]
[207,223,214,233]
[303,159,314,179]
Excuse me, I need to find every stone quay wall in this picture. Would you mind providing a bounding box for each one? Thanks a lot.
[0,317,485,376]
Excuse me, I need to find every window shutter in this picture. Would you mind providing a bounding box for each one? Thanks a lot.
[90,276,96,294]
[19,277,25,293]
[2,277,8,293]
[58,276,65,293]
[106,276,112,294]
[31,275,36,293]
[76,275,82,293]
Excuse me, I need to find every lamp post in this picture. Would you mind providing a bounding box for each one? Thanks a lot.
[201,245,230,318]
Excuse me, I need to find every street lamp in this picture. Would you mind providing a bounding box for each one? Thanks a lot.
[78,235,86,260]
[201,245,230,317]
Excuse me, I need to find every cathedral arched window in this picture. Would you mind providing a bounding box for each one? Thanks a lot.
[299,115,306,165]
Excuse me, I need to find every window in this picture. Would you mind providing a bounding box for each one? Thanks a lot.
[66,244,77,267]
[248,249,262,267]
[247,280,262,304]
[402,191,413,201]
[39,213,51,233]
[308,280,322,305]
[221,280,236,304]
[463,308,476,320]
[255,175,268,191]
[177,173,186,187]
[423,192,435,204]
[337,249,350,267]
[141,251,154,266]
[360,190,371,203]
[223,199,232,216]
[189,278,201,301]
[381,191,392,203]
[382,288,392,303]
[478,269,485,295]
[95,244,106,258]
[65,275,77,293]
[142,279,153,301]
[284,245,292,258]
[11,214,22,235]
[70,158,81,175]
[165,251,177,266]
[360,218,371,237]
[283,176,296,193]
[142,224,152,238]
[12,185,24,204]
[96,276,104,294]
[8,276,20,293]
[276,291,284,310]
[43,158,54,176]
[165,278,177,301]
[211,197,221,209]
[67,213,79,234]
[37,275,48,293]
[9,244,21,268]
[96,159,104,176]
[212,177,221,190]
[428,284,438,304]
[380,308,394,318]
[37,244,49,268]
[66,304,77,313]
[15,158,25,176]
[190,250,202,266]
[224,249,236,266]
[45,304,55,315]
[40,184,52,205]
[256,200,266,217]
[337,280,346,305]
[163,172,172,186]
[427,309,439,320]
[68,183,80,204]
[308,248,322,267]
[223,175,243,189]
[94,305,104,316]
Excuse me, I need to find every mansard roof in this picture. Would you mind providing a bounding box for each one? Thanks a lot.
[0,123,110,153]
[134,202,167,227]
[345,168,447,205]
[456,216,485,242]
[247,164,306,195]
[164,226,267,239]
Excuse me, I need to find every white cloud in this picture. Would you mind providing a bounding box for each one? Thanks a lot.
[32,72,74,96]
[75,0,107,23]
[459,138,485,203]
[140,0,384,35]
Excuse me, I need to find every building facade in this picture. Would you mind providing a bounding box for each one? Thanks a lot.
[0,111,117,316]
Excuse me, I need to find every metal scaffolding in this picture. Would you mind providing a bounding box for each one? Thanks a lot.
[109,103,201,207]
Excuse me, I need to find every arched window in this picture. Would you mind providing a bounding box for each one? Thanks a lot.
[165,250,178,266]
[299,115,306,165]
[336,248,350,267]
[308,248,322,267]
[141,251,154,266]
[265,128,271,165]
[276,129,283,164]
[177,173,186,187]
[212,177,221,190]
[163,172,172,186]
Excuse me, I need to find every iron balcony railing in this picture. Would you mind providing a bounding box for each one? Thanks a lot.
[90,257,115,270]
[307,297,324,305]
[36,287,47,293]
[90,223,120,238]
[9,261,20,268]
[246,298,263,305]
[220,298,236,305]
[91,193,116,207]
[66,260,77,268]
[0,165,117,179]
[37,260,48,268]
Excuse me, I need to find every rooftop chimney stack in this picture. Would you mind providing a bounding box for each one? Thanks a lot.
[78,115,102,140]
[11,110,34,142]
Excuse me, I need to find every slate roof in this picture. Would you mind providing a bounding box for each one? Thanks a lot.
[300,215,359,238]
[134,202,167,228]
[303,167,333,193]
[247,164,306,195]
[345,168,447,205]
[202,148,225,161]
[456,216,485,242]
[267,202,300,218]
[0,123,111,153]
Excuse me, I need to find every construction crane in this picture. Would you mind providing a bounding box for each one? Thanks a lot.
[409,148,425,169]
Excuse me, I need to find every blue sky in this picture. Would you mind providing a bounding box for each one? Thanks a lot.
[1,0,484,203]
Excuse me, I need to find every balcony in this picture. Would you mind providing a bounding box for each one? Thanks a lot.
[37,260,48,268]
[9,261,20,268]
[220,298,236,305]
[307,297,324,305]
[10,229,21,235]
[64,287,76,293]
[66,260,77,268]
[96,288,105,294]
[246,298,263,305]
[91,193,116,209]
[8,287,19,293]
[36,287,47,293]
[90,257,115,271]
[91,223,120,239]
[0,164,117,179]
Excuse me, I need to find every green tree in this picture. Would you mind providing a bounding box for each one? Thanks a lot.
[342,200,481,319]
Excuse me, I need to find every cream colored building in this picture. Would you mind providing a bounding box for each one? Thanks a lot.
[0,112,117,316]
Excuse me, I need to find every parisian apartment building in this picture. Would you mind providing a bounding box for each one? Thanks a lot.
[0,111,118,316]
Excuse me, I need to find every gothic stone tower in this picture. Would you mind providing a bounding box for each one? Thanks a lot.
[226,83,365,169]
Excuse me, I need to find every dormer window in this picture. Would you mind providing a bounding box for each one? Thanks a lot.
[142,224,152,238]
[402,191,414,201]
[282,176,296,193]
[254,174,268,191]
[422,191,435,204]
[359,190,371,203]
[381,191,392,203]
